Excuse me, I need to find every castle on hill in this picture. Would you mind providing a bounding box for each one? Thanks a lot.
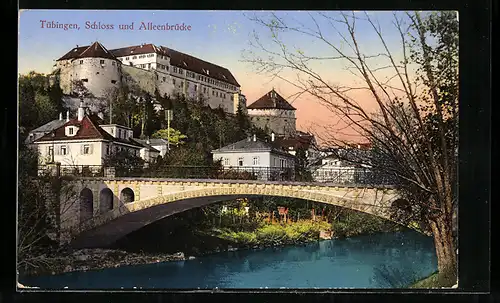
[52,41,246,115]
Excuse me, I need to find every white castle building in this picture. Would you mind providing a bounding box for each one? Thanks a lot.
[53,41,246,114]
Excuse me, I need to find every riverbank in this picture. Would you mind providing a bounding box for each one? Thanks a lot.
[409,272,458,289]
[18,248,194,278]
[18,217,407,279]
[20,221,334,278]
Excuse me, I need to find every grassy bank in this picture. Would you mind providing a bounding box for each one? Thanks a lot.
[409,271,457,288]
[208,220,332,248]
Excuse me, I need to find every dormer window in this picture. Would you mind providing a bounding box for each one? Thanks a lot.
[66,126,78,136]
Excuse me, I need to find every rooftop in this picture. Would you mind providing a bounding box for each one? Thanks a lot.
[247,89,296,111]
[212,137,294,157]
[57,41,116,61]
[56,42,240,87]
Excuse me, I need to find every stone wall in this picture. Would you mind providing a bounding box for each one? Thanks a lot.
[57,58,121,98]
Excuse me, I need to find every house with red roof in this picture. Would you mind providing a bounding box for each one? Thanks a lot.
[30,102,155,170]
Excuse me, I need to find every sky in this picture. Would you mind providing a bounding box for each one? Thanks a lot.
[19,10,420,144]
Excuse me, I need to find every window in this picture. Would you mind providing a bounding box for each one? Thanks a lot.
[61,145,67,155]
[83,144,90,154]
[106,144,110,155]
[212,90,215,96]
[148,63,151,69]
[112,61,115,66]
[194,84,197,91]
[280,159,285,167]
[203,87,207,93]
[238,157,244,166]
[132,56,137,59]
[111,80,117,84]
[126,57,130,60]
[118,129,122,138]
[96,72,100,75]
[129,62,133,66]
[69,127,74,135]
[165,66,169,71]
[252,156,260,166]
[80,60,83,64]
[48,146,54,156]
[100,60,105,64]
[223,158,230,166]
[173,79,176,85]
[82,79,88,82]
[163,77,166,82]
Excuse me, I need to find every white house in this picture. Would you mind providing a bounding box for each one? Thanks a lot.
[310,146,372,183]
[130,138,161,164]
[146,138,170,157]
[31,102,145,174]
[211,135,296,181]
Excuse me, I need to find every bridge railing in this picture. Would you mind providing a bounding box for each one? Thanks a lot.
[134,166,296,181]
[311,167,397,186]
[36,164,397,185]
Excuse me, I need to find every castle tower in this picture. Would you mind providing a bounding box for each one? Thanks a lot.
[54,41,122,98]
[247,89,297,137]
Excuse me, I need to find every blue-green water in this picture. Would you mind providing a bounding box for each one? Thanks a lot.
[22,231,437,289]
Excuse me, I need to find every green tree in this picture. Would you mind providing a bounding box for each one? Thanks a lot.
[151,128,188,145]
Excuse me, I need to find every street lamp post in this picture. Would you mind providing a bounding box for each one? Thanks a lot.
[165,109,173,153]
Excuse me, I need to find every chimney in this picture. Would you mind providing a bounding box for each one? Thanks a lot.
[98,112,104,120]
[253,134,256,142]
[59,112,63,120]
[66,110,70,122]
[77,101,85,121]
[271,132,275,142]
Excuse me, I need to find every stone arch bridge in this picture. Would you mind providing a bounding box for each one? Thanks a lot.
[60,177,401,248]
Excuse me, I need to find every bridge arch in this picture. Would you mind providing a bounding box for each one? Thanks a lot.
[79,188,93,224]
[71,184,400,249]
[120,187,135,204]
[99,188,114,213]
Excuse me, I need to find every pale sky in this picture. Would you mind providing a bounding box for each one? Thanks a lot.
[19,10,416,144]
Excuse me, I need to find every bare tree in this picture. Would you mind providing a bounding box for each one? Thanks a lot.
[242,11,458,285]
[17,145,87,276]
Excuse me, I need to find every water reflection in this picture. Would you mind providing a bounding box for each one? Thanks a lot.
[22,230,437,289]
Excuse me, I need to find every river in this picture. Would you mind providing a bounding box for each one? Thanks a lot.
[21,230,437,289]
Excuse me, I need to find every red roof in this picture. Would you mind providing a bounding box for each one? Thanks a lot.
[34,114,143,147]
[247,89,296,110]
[57,42,116,61]
[57,42,240,87]
[275,135,314,150]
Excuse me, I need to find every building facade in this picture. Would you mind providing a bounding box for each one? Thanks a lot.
[30,102,156,171]
[53,42,244,114]
[212,135,296,181]
[247,89,297,137]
